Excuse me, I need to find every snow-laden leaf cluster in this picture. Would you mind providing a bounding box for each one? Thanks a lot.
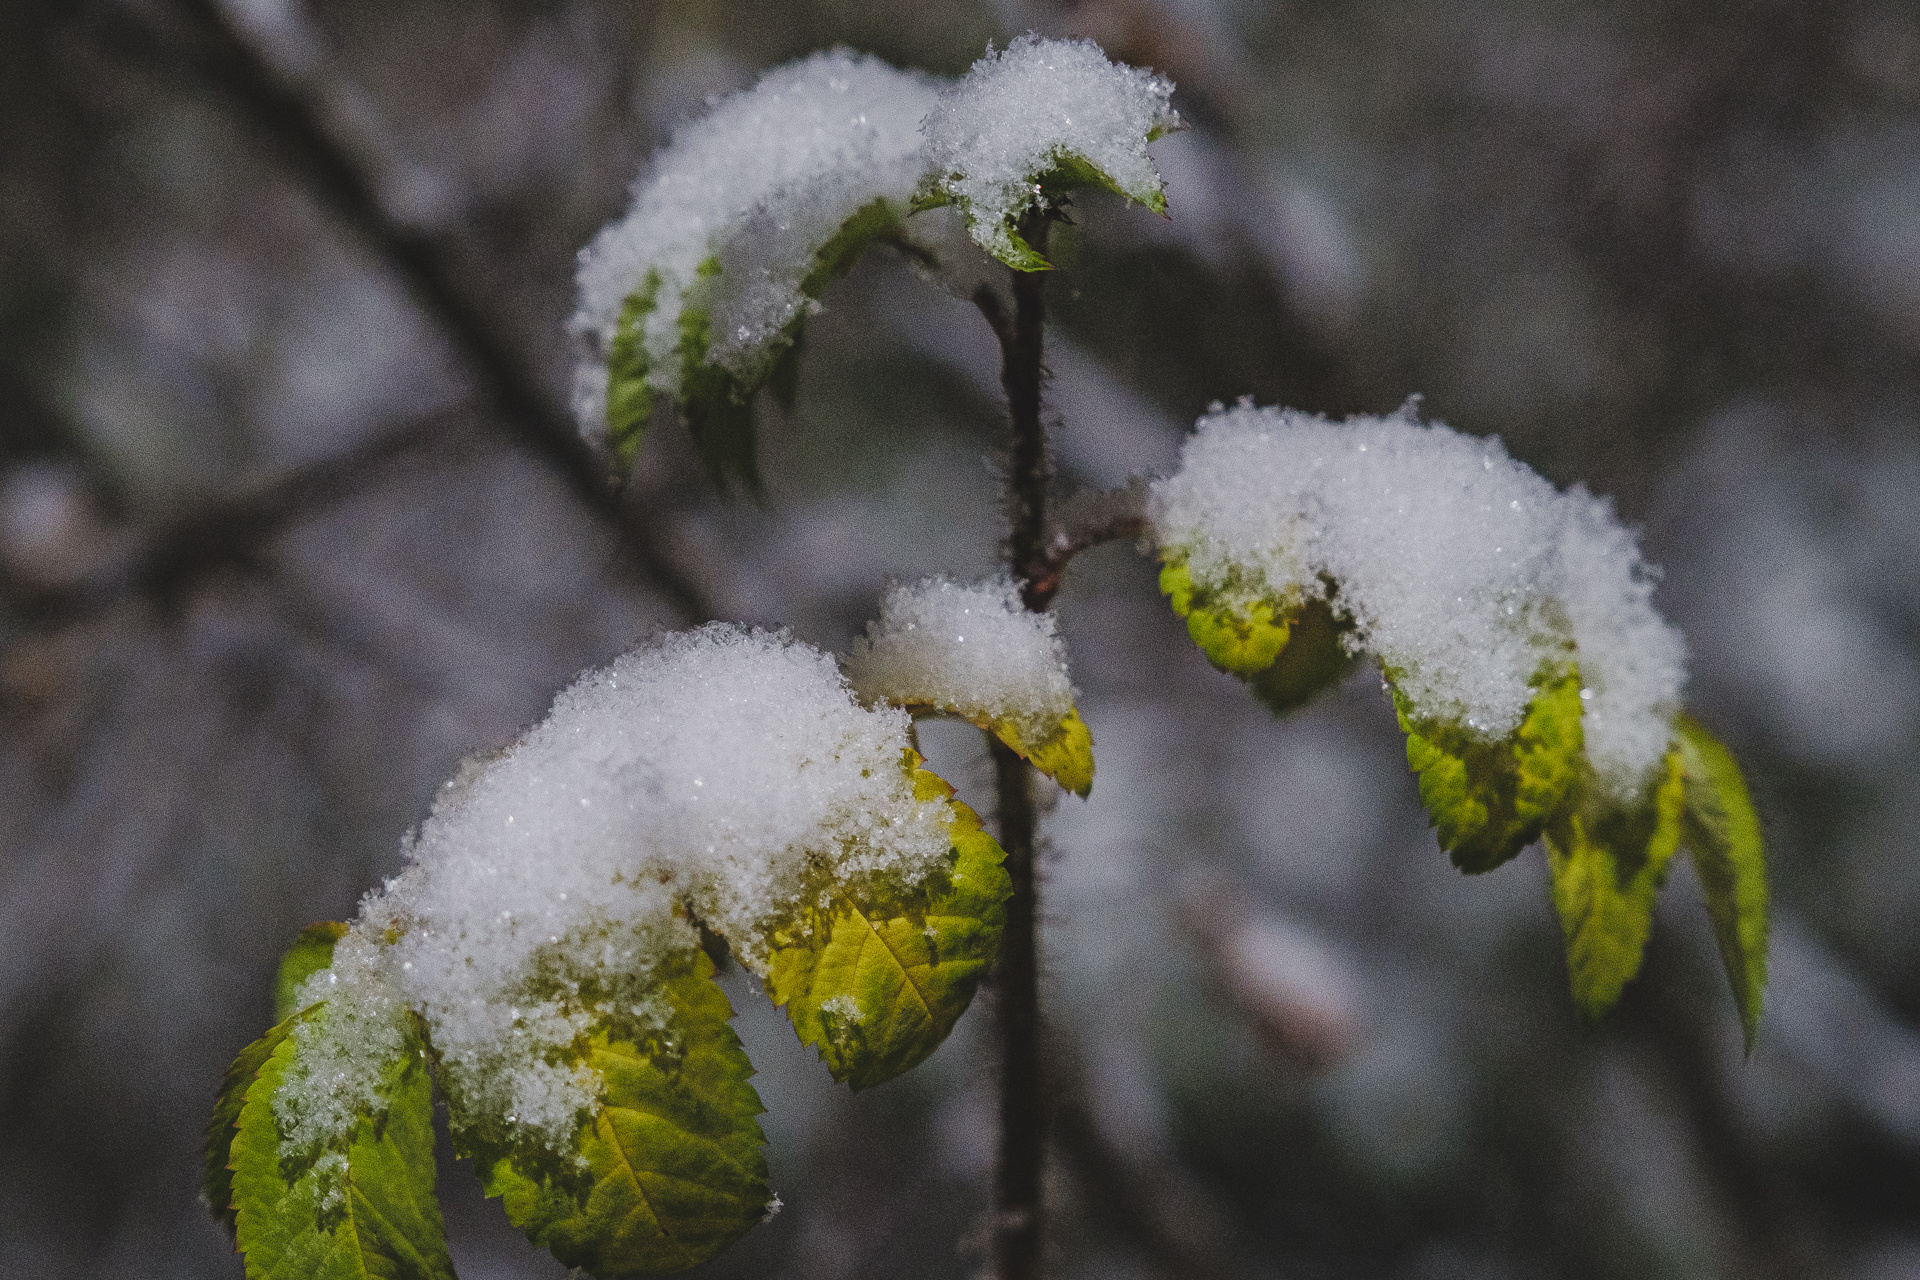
[1152,402,1766,1033]
[205,622,1041,1277]
[572,38,1177,480]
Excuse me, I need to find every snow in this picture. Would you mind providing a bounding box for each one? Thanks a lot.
[276,625,952,1154]
[1151,401,1686,799]
[920,35,1180,264]
[570,50,939,437]
[846,576,1076,744]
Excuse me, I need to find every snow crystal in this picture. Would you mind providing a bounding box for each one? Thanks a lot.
[1151,402,1686,799]
[277,626,953,1153]
[571,50,939,434]
[920,35,1179,263]
[846,576,1076,745]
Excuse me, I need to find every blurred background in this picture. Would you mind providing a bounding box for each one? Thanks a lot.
[3,0,1918,1276]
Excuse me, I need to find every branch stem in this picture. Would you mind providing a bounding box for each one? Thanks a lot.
[984,207,1052,1280]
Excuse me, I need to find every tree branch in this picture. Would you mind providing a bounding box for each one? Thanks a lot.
[986,206,1054,1280]
[93,0,710,624]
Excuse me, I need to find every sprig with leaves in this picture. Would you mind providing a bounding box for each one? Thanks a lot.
[206,35,1767,1280]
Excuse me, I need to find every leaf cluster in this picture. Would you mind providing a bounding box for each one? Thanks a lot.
[206,755,1012,1278]
[1159,552,1768,1041]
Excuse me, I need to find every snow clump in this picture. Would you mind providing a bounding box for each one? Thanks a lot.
[847,576,1076,745]
[571,50,939,434]
[275,625,953,1155]
[1151,402,1687,800]
[920,34,1180,264]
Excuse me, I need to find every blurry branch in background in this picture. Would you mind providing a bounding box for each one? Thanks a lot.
[60,0,709,624]
[1052,1044,1269,1280]
[2,409,462,626]
[1180,879,1362,1070]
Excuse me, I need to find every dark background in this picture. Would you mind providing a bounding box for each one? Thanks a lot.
[4,1,1919,1277]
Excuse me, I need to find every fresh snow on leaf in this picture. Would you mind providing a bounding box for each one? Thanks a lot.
[1152,401,1687,802]
[275,921,347,1023]
[1545,751,1686,1019]
[846,576,1093,794]
[918,35,1179,269]
[276,626,952,1160]
[766,761,1009,1090]
[231,1006,454,1280]
[571,50,938,459]
[1676,716,1769,1048]
[469,948,770,1277]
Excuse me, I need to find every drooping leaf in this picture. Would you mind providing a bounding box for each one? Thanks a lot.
[205,1018,297,1238]
[1247,598,1359,715]
[1159,558,1290,677]
[605,271,663,467]
[1396,667,1585,874]
[766,760,1010,1091]
[797,196,903,298]
[1675,715,1769,1049]
[230,1006,455,1280]
[1545,751,1686,1020]
[463,948,770,1277]
[275,921,348,1023]
[674,258,760,491]
[1161,557,1356,715]
[629,201,907,484]
[990,707,1095,798]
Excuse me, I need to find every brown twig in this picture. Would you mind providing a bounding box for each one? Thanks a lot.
[981,206,1054,1280]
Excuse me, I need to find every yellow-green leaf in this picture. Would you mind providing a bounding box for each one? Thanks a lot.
[465,948,770,1277]
[1545,751,1686,1020]
[1676,715,1769,1050]
[989,707,1095,798]
[231,1007,455,1280]
[1246,598,1359,715]
[1159,558,1290,676]
[275,921,348,1023]
[205,1019,295,1239]
[766,761,1011,1091]
[1397,668,1585,874]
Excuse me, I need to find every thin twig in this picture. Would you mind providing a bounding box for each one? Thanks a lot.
[96,0,710,624]
[983,207,1054,1280]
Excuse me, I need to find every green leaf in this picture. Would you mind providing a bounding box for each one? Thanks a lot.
[991,707,1095,798]
[1160,556,1356,714]
[606,271,663,468]
[1676,715,1769,1049]
[1247,598,1359,715]
[917,149,1169,271]
[231,1007,455,1280]
[766,760,1010,1091]
[465,948,770,1277]
[797,197,902,298]
[1159,558,1290,677]
[1396,667,1585,874]
[205,1019,297,1238]
[276,921,349,1023]
[1545,750,1686,1020]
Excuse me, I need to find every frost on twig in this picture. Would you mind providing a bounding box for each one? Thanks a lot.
[572,50,939,477]
[847,576,1095,795]
[917,34,1181,270]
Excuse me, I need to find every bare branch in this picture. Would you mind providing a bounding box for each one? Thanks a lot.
[90,0,710,623]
